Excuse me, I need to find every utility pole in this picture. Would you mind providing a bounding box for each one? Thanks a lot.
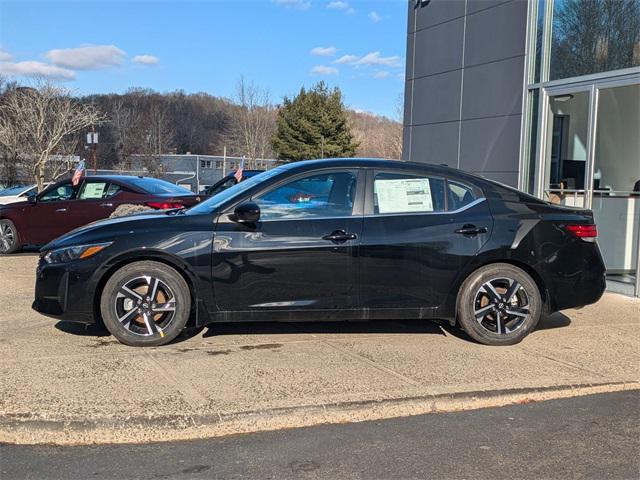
[321,135,325,159]
[86,126,98,173]
[222,146,227,177]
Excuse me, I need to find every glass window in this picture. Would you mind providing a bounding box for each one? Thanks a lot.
[255,171,357,220]
[533,0,546,83]
[207,177,237,196]
[39,182,76,202]
[79,181,121,200]
[594,84,640,193]
[550,0,640,81]
[126,177,191,195]
[447,180,479,210]
[373,173,445,214]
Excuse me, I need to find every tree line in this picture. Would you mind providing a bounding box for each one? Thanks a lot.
[0,77,402,189]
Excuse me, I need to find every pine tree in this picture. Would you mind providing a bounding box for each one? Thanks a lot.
[272,82,358,162]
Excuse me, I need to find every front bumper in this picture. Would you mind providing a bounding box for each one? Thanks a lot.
[32,256,98,323]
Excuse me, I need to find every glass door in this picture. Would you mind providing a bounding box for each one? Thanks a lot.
[539,89,593,208]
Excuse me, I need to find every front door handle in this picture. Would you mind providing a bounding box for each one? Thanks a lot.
[455,224,487,236]
[100,202,114,208]
[322,230,358,243]
[55,208,67,213]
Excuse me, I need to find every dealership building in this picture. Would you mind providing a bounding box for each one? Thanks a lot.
[403,0,640,296]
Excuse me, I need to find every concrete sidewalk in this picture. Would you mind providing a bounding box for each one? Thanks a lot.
[1,255,638,444]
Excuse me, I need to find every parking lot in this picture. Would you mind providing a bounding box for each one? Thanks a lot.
[1,254,639,445]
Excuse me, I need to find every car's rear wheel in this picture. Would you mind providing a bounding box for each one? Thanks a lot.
[0,219,19,254]
[457,263,541,346]
[100,261,191,346]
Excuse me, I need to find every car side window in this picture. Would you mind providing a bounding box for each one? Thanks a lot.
[79,181,121,200]
[38,182,76,202]
[373,172,446,214]
[255,171,357,220]
[447,180,479,211]
[209,177,237,196]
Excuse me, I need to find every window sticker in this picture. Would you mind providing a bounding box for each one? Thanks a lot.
[375,178,433,213]
[82,182,107,199]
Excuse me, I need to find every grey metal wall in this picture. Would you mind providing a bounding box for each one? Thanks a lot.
[403,0,529,187]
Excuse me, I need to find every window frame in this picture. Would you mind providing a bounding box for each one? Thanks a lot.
[251,167,366,223]
[364,168,485,217]
[223,167,366,222]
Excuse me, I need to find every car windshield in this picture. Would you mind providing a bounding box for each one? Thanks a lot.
[126,177,193,195]
[0,185,31,196]
[187,167,286,215]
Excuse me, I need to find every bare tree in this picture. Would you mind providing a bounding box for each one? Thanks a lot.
[0,80,104,191]
[228,76,276,168]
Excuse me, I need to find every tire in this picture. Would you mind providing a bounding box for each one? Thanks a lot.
[100,261,191,347]
[456,263,542,346]
[0,219,19,254]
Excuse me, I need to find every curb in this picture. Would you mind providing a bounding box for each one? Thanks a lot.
[1,381,638,445]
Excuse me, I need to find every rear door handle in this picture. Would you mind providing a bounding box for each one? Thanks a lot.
[55,208,67,213]
[322,230,358,243]
[455,224,487,235]
[100,202,113,207]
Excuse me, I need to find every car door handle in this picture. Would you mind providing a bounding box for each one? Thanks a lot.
[55,208,67,213]
[322,230,358,242]
[455,225,487,235]
[100,202,113,207]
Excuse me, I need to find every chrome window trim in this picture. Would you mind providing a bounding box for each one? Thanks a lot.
[363,197,486,218]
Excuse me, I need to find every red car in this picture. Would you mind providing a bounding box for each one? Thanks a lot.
[0,175,204,254]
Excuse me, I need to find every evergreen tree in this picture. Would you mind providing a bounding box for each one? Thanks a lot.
[272,82,358,162]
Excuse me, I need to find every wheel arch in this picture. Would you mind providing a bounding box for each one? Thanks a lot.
[449,258,551,327]
[92,251,207,327]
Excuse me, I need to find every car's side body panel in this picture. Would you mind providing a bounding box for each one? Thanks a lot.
[31,159,607,332]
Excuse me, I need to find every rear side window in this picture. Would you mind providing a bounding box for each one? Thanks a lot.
[79,181,121,200]
[374,173,446,214]
[447,180,480,211]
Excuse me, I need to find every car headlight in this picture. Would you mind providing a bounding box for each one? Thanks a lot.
[43,242,112,264]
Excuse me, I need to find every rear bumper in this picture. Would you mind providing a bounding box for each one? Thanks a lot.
[546,239,607,312]
[32,257,98,324]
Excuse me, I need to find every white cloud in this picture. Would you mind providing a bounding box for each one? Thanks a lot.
[369,11,381,22]
[355,51,402,67]
[334,54,359,64]
[346,7,356,15]
[374,70,390,79]
[311,65,338,75]
[0,49,12,62]
[334,51,402,68]
[326,1,348,9]
[310,46,337,57]
[45,44,126,70]
[0,61,76,80]
[274,0,311,10]
[132,54,159,65]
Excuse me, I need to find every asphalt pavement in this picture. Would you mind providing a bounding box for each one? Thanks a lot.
[2,390,638,479]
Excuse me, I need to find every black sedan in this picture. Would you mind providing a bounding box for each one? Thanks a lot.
[33,159,606,347]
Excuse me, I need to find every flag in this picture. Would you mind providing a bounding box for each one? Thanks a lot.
[234,157,245,183]
[72,160,85,186]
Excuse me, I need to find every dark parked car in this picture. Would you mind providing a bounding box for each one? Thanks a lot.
[0,175,204,254]
[33,159,606,347]
[201,170,263,196]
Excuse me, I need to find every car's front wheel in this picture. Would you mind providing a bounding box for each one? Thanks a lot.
[100,261,191,346]
[456,263,542,346]
[0,219,19,254]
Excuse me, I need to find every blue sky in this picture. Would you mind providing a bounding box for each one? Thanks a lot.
[0,0,407,117]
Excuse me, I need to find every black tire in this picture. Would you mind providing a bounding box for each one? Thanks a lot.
[100,261,191,347]
[0,219,19,254]
[456,263,542,346]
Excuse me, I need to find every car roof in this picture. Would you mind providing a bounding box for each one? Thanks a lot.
[274,158,470,177]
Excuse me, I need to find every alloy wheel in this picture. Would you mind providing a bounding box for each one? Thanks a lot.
[473,277,531,335]
[0,223,15,254]
[115,276,177,337]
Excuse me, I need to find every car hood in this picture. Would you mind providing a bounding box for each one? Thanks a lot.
[42,210,172,251]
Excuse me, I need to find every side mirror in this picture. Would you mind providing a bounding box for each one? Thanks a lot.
[27,195,37,205]
[233,201,260,223]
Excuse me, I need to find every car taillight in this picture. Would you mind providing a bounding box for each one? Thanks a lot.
[564,224,598,239]
[146,201,184,210]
